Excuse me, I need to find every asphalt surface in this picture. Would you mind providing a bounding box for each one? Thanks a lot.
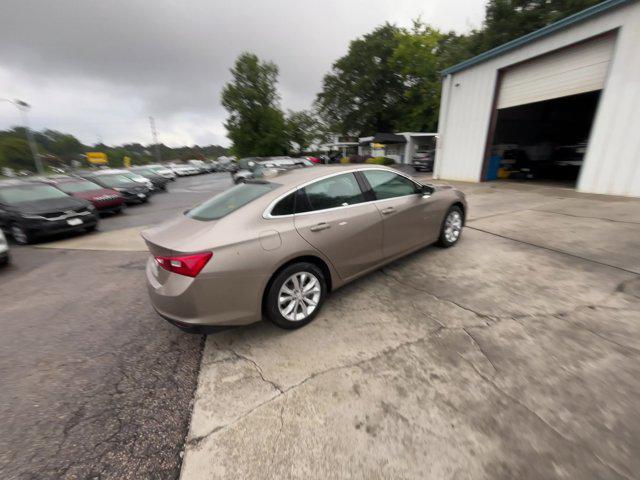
[0,173,234,480]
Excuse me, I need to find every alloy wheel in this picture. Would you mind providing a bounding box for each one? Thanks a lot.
[278,272,321,321]
[11,225,28,244]
[444,210,462,243]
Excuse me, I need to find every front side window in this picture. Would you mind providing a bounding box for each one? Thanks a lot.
[361,170,418,200]
[187,182,275,220]
[299,173,365,212]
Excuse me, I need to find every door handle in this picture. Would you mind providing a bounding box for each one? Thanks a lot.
[381,206,396,215]
[310,222,331,232]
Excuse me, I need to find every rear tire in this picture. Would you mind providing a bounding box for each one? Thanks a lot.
[265,262,327,329]
[437,206,463,248]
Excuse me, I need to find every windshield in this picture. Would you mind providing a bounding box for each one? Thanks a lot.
[95,174,135,187]
[0,184,70,204]
[186,182,275,221]
[57,180,102,193]
[132,168,154,176]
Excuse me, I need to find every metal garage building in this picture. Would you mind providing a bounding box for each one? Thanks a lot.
[434,0,640,197]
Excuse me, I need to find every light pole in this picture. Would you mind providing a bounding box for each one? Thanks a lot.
[1,98,44,174]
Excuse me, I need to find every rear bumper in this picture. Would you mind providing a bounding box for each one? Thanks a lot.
[145,256,267,328]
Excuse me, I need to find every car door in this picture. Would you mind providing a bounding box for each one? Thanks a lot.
[294,172,384,280]
[359,169,440,259]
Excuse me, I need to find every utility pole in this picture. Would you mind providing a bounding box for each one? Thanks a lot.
[149,116,162,163]
[1,98,44,174]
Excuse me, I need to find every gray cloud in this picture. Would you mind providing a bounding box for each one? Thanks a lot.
[0,0,485,146]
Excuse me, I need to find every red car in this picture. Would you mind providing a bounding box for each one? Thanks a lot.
[306,156,322,164]
[44,176,125,214]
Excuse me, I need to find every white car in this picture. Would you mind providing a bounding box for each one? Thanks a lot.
[168,164,200,176]
[147,164,177,181]
[0,229,9,265]
[186,159,208,173]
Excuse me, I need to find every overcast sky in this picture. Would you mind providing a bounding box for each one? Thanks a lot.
[0,0,486,147]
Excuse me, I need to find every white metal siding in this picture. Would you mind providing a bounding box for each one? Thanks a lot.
[497,35,615,109]
[435,1,640,197]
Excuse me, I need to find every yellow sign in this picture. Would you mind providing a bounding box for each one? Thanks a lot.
[86,152,108,165]
[123,156,131,168]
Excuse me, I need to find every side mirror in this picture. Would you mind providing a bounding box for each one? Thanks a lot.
[420,184,434,197]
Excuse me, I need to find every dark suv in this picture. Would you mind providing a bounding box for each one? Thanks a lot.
[81,172,151,204]
[0,180,99,244]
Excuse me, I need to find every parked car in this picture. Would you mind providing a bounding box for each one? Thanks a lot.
[142,165,466,332]
[168,164,200,176]
[0,180,99,244]
[81,172,151,204]
[411,150,435,172]
[186,159,210,174]
[232,157,312,184]
[0,229,9,265]
[42,176,125,214]
[147,164,177,181]
[130,166,170,191]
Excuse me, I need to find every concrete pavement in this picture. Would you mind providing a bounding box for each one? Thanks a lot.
[180,180,640,479]
[0,174,232,479]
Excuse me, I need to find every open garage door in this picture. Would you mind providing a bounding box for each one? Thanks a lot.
[497,34,615,110]
[485,34,615,187]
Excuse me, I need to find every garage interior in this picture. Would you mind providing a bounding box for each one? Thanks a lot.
[487,90,601,186]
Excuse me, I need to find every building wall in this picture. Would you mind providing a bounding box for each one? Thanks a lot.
[435,1,640,196]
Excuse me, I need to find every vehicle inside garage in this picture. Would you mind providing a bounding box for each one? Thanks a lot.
[487,90,601,186]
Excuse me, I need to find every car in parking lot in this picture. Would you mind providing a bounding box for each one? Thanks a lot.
[42,176,125,214]
[0,179,99,244]
[129,166,170,191]
[411,150,435,172]
[81,172,151,204]
[147,164,177,181]
[168,163,200,176]
[0,229,8,265]
[142,166,466,331]
[232,157,313,183]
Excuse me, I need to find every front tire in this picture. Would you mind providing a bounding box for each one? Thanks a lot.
[11,224,32,245]
[265,262,327,329]
[437,206,463,248]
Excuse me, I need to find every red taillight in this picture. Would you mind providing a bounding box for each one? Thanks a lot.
[154,252,212,277]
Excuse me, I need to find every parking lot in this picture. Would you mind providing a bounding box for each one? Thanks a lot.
[1,172,639,479]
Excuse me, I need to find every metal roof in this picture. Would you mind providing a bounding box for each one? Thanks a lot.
[441,0,634,76]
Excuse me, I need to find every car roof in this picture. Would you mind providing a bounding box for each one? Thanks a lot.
[265,165,398,188]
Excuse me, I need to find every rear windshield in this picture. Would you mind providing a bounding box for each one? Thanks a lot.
[186,182,274,221]
[0,184,69,204]
[57,180,102,193]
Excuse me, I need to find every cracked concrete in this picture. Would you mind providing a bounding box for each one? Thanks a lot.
[180,181,640,479]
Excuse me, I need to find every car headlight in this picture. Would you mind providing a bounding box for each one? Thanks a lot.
[21,213,44,220]
[114,187,126,192]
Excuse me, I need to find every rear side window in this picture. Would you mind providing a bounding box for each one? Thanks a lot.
[361,170,418,200]
[298,173,365,213]
[270,192,295,216]
[187,182,274,221]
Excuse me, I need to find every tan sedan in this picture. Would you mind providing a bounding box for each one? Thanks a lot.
[142,166,466,331]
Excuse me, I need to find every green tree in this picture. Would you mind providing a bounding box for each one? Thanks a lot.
[285,110,324,154]
[316,24,405,136]
[221,52,288,157]
[0,136,35,171]
[391,22,447,132]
